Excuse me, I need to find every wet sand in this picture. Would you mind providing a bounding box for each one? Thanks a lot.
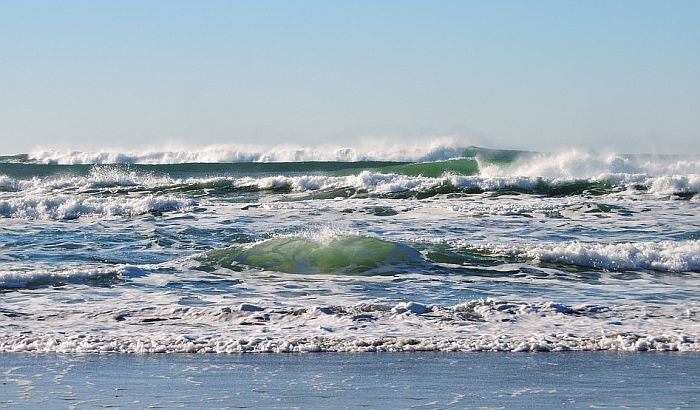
[2,352,698,408]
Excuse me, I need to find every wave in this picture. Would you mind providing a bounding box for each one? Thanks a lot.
[0,166,174,193]
[458,239,700,272]
[479,149,700,178]
[144,171,700,196]
[201,234,425,275]
[0,193,194,220]
[0,264,147,289]
[2,169,698,202]
[26,139,470,164]
[3,148,700,204]
[20,145,700,181]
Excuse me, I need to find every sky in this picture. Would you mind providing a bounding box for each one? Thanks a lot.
[1,0,699,154]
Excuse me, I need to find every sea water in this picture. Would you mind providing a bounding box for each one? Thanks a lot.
[2,352,699,408]
[1,145,699,352]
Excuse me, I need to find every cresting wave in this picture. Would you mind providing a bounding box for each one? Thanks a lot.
[2,236,697,290]
[230,171,700,196]
[17,144,700,181]
[479,149,700,179]
[0,264,148,289]
[0,166,174,193]
[1,168,698,203]
[456,239,700,272]
[25,139,469,164]
[0,194,194,220]
[201,235,425,275]
[202,233,700,275]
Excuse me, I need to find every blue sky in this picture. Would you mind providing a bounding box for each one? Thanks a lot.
[1,0,699,154]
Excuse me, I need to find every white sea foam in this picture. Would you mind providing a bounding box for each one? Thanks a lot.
[214,171,700,195]
[460,239,700,272]
[3,168,698,204]
[1,298,696,352]
[0,193,193,220]
[28,138,468,164]
[2,333,695,353]
[525,240,700,272]
[479,149,700,178]
[18,146,700,196]
[477,149,700,194]
[0,264,147,288]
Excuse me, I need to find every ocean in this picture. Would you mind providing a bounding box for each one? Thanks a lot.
[1,145,699,353]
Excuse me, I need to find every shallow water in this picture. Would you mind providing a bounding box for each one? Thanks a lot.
[1,352,699,408]
[1,146,699,352]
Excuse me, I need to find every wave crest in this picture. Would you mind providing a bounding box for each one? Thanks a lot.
[0,264,147,289]
[201,234,424,275]
[3,168,698,199]
[28,139,469,165]
[0,194,194,220]
[462,240,700,272]
[479,149,700,179]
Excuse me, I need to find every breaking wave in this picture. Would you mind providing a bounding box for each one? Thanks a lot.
[459,239,700,272]
[1,168,698,201]
[201,234,425,275]
[0,194,194,220]
[27,139,470,164]
[0,264,148,289]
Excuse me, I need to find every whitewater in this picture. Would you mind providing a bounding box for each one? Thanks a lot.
[1,145,699,353]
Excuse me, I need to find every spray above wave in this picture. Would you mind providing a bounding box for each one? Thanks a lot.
[16,147,700,194]
[479,149,700,179]
[27,139,470,165]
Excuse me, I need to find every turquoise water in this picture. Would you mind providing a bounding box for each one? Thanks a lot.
[1,146,699,352]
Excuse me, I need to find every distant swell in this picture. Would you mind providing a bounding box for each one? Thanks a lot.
[27,139,469,164]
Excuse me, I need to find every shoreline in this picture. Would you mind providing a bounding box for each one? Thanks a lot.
[2,333,697,354]
[2,351,698,408]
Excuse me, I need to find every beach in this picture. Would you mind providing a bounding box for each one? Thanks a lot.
[3,352,699,408]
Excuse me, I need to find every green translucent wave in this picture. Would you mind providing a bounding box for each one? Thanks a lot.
[200,236,425,275]
[0,147,527,178]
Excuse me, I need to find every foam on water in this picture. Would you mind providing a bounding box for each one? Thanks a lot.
[456,239,700,272]
[3,169,697,203]
[479,149,700,178]
[5,147,700,204]
[0,264,147,289]
[0,194,193,220]
[1,296,696,353]
[2,145,699,355]
[0,166,175,193]
[27,138,468,164]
